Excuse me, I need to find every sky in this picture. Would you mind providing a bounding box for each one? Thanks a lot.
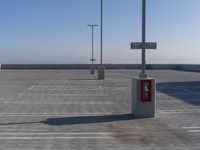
[0,0,200,64]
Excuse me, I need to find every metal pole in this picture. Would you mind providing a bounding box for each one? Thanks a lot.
[140,0,147,78]
[100,0,103,66]
[92,26,94,65]
[88,25,98,74]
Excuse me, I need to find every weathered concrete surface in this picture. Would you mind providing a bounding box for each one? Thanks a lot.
[0,70,199,150]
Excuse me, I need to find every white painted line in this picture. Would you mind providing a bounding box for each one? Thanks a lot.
[183,127,200,133]
[28,86,129,91]
[158,109,200,114]
[30,86,66,88]
[157,99,200,103]
[28,86,101,91]
[0,133,134,135]
[28,86,34,90]
[188,130,200,133]
[157,92,200,95]
[164,109,200,111]
[28,89,128,91]
[2,101,114,105]
[183,127,200,129]
[0,112,121,117]
[159,110,186,112]
[0,137,112,140]
[18,93,108,96]
[159,112,199,114]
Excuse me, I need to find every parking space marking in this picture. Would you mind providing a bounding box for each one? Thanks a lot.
[188,130,200,133]
[0,133,135,135]
[28,86,34,90]
[2,101,114,105]
[183,127,200,129]
[183,127,200,133]
[0,133,137,140]
[0,137,112,140]
[0,133,139,140]
[0,112,121,116]
[28,85,102,91]
[18,94,108,96]
[158,109,200,114]
[157,92,200,95]
[157,99,200,103]
[28,86,129,91]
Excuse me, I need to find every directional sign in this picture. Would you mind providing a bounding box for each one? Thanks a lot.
[90,59,96,61]
[131,42,157,49]
[145,42,157,49]
[131,42,142,49]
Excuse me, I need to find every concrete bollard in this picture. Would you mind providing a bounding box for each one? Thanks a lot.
[90,65,95,74]
[98,66,105,80]
[132,77,156,118]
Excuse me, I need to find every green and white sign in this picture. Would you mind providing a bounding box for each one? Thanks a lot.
[131,42,157,49]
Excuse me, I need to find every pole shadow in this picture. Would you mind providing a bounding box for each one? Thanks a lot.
[157,81,200,105]
[0,114,137,126]
[42,114,136,126]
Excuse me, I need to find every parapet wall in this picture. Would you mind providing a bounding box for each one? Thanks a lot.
[179,64,200,72]
[0,64,199,72]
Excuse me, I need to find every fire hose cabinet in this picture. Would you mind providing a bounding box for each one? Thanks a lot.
[132,77,156,118]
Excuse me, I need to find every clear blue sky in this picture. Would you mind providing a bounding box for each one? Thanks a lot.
[0,0,199,64]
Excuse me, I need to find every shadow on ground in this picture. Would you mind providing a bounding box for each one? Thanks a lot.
[42,114,136,126]
[157,81,200,105]
[0,114,136,126]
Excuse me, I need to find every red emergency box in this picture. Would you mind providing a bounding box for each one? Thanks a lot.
[141,80,152,102]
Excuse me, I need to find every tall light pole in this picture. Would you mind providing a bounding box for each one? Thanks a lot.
[131,0,157,118]
[100,0,103,66]
[98,0,105,80]
[131,0,156,77]
[140,0,147,78]
[88,24,98,74]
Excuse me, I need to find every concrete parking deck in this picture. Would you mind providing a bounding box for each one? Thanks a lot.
[0,69,199,150]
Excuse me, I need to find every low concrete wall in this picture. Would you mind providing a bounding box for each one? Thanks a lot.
[0,64,200,72]
[147,64,180,70]
[103,64,141,69]
[0,64,91,70]
[179,64,200,72]
[0,64,141,70]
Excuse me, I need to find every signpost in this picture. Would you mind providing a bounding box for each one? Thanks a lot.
[98,0,105,80]
[88,24,98,74]
[130,0,157,78]
[131,0,157,118]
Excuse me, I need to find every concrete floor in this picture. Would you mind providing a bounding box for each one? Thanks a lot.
[0,69,199,150]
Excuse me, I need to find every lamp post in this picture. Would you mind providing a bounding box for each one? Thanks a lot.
[100,0,103,66]
[88,24,98,74]
[131,0,156,118]
[98,0,105,80]
[140,0,147,78]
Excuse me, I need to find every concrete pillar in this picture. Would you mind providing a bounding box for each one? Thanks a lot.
[132,77,156,118]
[90,65,95,74]
[98,66,105,80]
